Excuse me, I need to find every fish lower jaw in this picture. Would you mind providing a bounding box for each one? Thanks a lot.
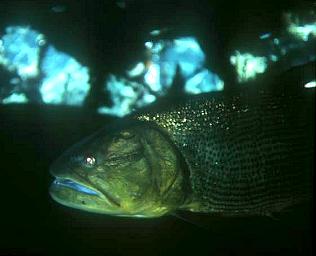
[52,177,103,197]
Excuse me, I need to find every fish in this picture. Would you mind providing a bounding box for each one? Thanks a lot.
[49,75,314,218]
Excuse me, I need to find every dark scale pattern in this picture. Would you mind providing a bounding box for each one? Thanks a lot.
[136,90,314,215]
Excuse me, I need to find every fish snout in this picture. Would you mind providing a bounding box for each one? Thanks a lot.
[49,153,72,178]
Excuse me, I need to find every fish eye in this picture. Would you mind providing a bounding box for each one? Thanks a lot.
[84,155,96,168]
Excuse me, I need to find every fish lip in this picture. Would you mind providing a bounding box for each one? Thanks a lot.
[51,177,103,197]
[50,172,120,207]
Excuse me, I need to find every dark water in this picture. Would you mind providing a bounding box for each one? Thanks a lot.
[0,1,313,255]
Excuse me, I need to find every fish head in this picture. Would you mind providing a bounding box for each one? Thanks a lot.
[49,122,189,218]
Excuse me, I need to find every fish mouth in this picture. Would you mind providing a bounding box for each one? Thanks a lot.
[50,174,122,208]
[51,177,101,196]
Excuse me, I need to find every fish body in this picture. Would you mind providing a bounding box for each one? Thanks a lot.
[49,81,314,217]
[136,87,314,216]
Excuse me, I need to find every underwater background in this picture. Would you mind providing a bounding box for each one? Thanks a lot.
[0,0,314,255]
